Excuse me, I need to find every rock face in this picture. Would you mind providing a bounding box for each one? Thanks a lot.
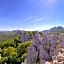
[52,47,64,64]
[51,34,64,64]
[39,35,51,63]
[20,31,25,42]
[50,35,58,57]
[26,32,52,64]
[26,32,64,64]
[59,34,64,48]
[26,46,38,64]
[26,32,40,64]
[20,31,32,42]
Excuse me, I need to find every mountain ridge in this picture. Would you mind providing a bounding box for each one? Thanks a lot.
[42,26,64,34]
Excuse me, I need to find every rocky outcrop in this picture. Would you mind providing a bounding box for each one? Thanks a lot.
[26,32,64,64]
[26,32,51,64]
[52,47,64,64]
[26,32,40,64]
[20,31,32,42]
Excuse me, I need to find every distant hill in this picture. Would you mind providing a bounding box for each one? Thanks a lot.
[42,26,64,34]
[0,30,34,41]
[0,26,64,41]
[0,30,22,41]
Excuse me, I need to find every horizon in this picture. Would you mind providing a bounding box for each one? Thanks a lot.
[0,25,64,31]
[0,0,64,31]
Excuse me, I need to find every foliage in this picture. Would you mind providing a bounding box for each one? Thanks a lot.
[0,36,32,64]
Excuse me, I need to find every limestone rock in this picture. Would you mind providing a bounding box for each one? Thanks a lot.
[26,46,38,64]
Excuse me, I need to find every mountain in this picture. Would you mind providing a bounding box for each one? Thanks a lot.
[42,26,64,34]
[0,30,22,41]
[0,30,34,41]
[0,26,64,41]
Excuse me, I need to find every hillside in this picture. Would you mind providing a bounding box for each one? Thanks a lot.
[42,26,64,34]
[0,30,21,41]
[0,26,64,41]
[0,30,34,41]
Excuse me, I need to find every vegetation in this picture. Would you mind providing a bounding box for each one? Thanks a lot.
[0,36,32,64]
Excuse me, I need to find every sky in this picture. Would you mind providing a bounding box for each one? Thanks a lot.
[0,0,64,31]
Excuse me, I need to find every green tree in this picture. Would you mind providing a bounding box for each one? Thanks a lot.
[2,47,17,64]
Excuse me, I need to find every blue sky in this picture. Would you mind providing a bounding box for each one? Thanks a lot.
[0,0,64,31]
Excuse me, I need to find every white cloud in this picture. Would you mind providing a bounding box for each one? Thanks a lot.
[24,16,37,20]
[30,17,45,22]
[24,16,47,22]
